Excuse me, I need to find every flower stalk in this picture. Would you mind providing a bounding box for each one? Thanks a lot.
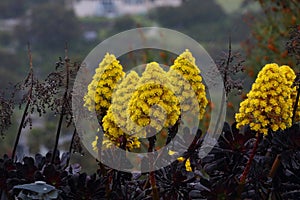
[268,154,281,178]
[65,128,77,168]
[147,128,159,200]
[12,45,34,161]
[237,133,262,198]
[292,84,300,124]
[239,133,262,184]
[51,45,70,164]
[12,100,30,161]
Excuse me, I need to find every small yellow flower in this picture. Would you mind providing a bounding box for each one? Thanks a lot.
[168,150,177,156]
[271,124,279,132]
[185,158,192,172]
[177,157,185,162]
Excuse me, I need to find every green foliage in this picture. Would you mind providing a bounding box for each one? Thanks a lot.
[148,0,227,42]
[149,0,226,28]
[0,0,26,19]
[0,50,24,88]
[243,0,300,77]
[16,2,81,49]
[111,15,139,34]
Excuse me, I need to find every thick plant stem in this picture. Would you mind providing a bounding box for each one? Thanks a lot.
[240,133,262,184]
[224,35,231,96]
[265,154,282,199]
[147,127,159,200]
[269,154,281,178]
[237,133,262,198]
[11,100,30,161]
[51,46,70,164]
[292,85,300,124]
[12,45,33,161]
[68,128,76,155]
[51,104,65,163]
[64,128,76,168]
[150,171,159,200]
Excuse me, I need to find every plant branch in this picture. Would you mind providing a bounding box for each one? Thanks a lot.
[147,128,159,200]
[64,128,77,168]
[51,44,70,164]
[224,35,231,93]
[240,133,262,183]
[11,44,33,161]
[11,100,30,161]
[269,154,281,178]
[292,85,300,124]
[237,133,262,198]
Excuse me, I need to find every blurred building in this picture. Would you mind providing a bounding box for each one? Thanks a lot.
[71,0,182,18]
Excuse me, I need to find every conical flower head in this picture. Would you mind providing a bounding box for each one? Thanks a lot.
[84,53,125,112]
[235,63,294,135]
[168,49,208,120]
[98,71,141,150]
[110,71,140,129]
[128,62,180,136]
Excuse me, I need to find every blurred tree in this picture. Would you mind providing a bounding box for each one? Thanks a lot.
[148,0,227,42]
[112,15,138,34]
[243,0,300,77]
[149,0,226,28]
[0,50,24,87]
[15,2,82,49]
[0,0,26,19]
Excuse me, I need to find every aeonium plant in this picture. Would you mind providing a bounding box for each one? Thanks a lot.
[1,41,300,199]
[233,63,300,198]
[235,63,296,135]
[85,50,208,155]
[83,49,208,199]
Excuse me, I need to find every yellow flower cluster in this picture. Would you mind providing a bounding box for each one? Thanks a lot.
[235,63,295,135]
[101,71,141,150]
[128,62,180,136]
[87,51,208,152]
[84,53,125,112]
[91,72,141,151]
[109,71,140,132]
[168,49,208,120]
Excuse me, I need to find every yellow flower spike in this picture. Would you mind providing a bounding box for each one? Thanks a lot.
[235,63,295,134]
[84,53,125,112]
[101,71,141,151]
[128,62,180,132]
[167,49,208,120]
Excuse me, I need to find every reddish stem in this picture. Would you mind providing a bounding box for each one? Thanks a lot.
[240,133,262,184]
[269,154,281,178]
